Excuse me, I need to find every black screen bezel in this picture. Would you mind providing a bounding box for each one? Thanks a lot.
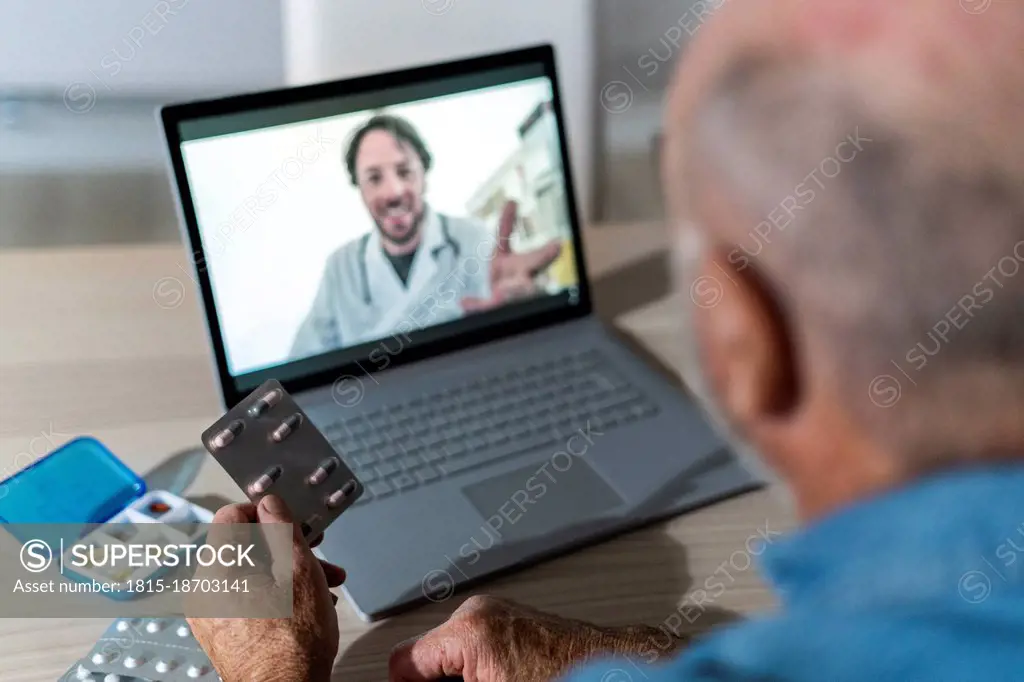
[159,44,593,408]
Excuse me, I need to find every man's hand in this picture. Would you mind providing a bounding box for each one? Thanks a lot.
[187,496,345,682]
[460,201,563,313]
[389,595,685,682]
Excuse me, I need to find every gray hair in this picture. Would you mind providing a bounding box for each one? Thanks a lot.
[687,57,1024,470]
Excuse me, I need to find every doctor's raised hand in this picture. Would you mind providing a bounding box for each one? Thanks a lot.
[459,201,563,313]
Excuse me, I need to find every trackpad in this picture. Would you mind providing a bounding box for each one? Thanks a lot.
[462,459,625,543]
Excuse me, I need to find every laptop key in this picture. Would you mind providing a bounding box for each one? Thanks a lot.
[414,466,439,484]
[393,433,416,450]
[525,432,559,451]
[352,452,376,468]
[554,419,578,438]
[368,480,393,498]
[443,440,466,457]
[508,422,530,438]
[469,420,492,436]
[421,432,443,447]
[337,438,359,454]
[485,430,507,446]
[487,439,535,462]
[390,473,417,491]
[422,447,445,463]
[399,455,422,470]
[376,462,398,478]
[439,437,533,477]
[401,438,426,454]
[437,425,461,442]
[439,457,481,476]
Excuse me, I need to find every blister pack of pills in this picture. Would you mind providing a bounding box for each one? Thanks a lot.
[201,379,363,541]
[61,617,217,681]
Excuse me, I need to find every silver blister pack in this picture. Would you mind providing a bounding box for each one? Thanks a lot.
[201,379,364,540]
[60,616,216,681]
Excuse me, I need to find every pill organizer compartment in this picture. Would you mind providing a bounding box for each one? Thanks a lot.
[115,492,214,543]
[133,490,189,521]
[100,513,142,543]
[127,490,214,526]
[64,520,194,586]
[0,436,215,599]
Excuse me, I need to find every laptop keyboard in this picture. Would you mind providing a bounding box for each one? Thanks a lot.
[321,349,660,505]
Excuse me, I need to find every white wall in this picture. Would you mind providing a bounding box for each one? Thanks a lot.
[0,0,283,95]
[281,0,594,219]
[0,0,284,171]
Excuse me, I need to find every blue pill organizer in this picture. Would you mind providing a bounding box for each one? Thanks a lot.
[0,437,214,598]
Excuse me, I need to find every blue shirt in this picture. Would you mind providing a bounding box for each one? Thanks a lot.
[570,465,1024,682]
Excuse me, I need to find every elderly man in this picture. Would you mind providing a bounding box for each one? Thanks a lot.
[189,0,1024,679]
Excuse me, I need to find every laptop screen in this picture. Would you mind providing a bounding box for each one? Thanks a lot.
[172,58,584,395]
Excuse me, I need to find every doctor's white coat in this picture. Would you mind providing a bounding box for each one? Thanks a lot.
[289,209,493,359]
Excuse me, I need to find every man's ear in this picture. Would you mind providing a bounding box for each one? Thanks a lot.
[693,249,799,427]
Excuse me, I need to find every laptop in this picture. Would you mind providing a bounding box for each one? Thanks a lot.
[159,44,761,620]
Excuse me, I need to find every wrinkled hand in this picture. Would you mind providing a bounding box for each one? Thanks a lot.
[389,595,676,682]
[186,496,345,682]
[460,201,562,313]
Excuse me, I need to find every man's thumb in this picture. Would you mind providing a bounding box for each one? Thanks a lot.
[257,494,293,523]
[256,495,310,587]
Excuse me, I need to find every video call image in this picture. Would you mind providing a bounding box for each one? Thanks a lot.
[181,77,580,377]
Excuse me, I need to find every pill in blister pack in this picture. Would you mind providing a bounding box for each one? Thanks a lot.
[248,465,283,495]
[326,479,359,509]
[60,617,217,681]
[200,379,364,541]
[208,420,243,451]
[270,413,303,442]
[247,388,282,417]
[307,457,338,486]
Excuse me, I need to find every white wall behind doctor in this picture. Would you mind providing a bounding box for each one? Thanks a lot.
[280,0,594,219]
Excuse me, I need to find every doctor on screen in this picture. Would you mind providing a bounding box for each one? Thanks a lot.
[289,114,563,358]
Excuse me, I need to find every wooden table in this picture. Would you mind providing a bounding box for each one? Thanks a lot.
[0,223,794,681]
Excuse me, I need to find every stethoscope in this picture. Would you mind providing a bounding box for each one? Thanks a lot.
[357,213,460,305]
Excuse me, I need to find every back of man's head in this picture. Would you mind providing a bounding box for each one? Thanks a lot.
[664,0,1024,515]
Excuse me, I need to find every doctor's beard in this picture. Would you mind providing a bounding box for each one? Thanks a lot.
[670,222,796,516]
[376,206,425,251]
